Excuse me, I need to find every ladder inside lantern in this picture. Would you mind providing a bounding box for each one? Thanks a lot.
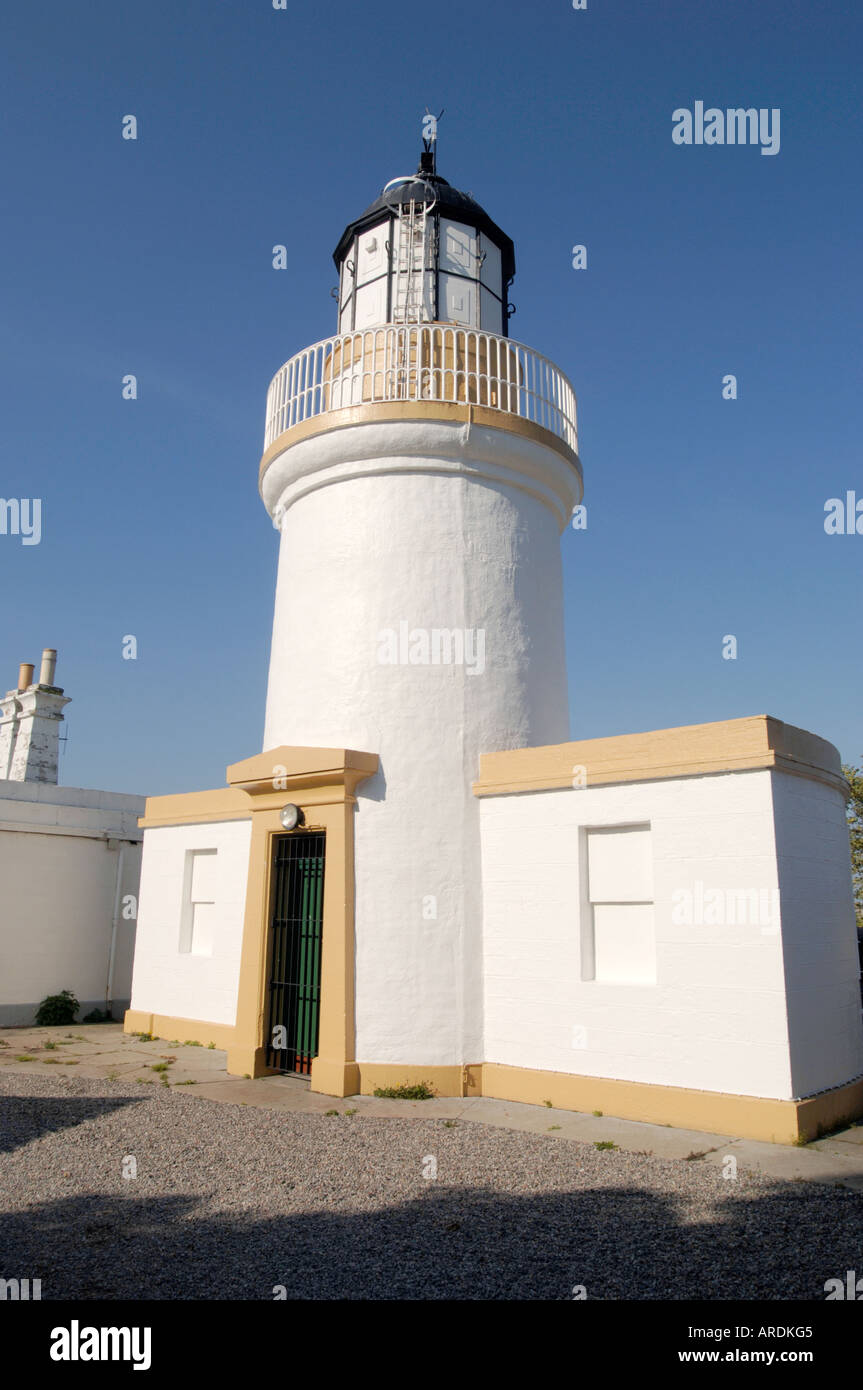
[393,198,429,325]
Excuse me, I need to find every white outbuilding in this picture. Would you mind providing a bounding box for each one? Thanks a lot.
[0,650,144,1024]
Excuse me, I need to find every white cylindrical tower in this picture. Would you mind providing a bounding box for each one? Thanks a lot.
[260,144,582,1071]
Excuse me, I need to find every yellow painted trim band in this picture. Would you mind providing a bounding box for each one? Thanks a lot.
[138,788,250,829]
[479,1064,863,1144]
[259,399,579,483]
[347,1062,863,1142]
[473,715,847,798]
[796,1079,863,1141]
[137,747,380,828]
[344,1063,481,1099]
[123,1010,236,1051]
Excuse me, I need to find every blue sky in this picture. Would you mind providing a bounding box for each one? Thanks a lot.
[1,0,860,794]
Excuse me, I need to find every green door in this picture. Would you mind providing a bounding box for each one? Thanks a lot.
[266,832,325,1074]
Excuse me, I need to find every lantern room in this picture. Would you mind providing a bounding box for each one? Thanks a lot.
[332,149,516,335]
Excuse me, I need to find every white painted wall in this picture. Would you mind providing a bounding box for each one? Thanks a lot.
[128,819,252,1027]
[261,417,581,1066]
[0,781,145,1024]
[479,768,862,1101]
[771,771,863,1097]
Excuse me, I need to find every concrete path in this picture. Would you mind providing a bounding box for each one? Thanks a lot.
[3,1022,862,1192]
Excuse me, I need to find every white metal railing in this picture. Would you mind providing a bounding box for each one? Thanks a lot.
[263,325,578,455]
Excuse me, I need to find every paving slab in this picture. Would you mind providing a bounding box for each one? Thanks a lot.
[701,1138,863,1186]
[812,1125,863,1148]
[338,1095,473,1120]
[545,1114,732,1160]
[0,1057,88,1073]
[3,1025,119,1047]
[808,1137,863,1164]
[52,1048,154,1067]
[2,1038,103,1056]
[191,1079,315,1109]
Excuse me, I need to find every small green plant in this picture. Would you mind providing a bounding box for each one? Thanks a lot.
[150,1062,173,1074]
[15,1054,35,1062]
[594,1140,618,1152]
[174,1080,197,1086]
[443,1119,458,1128]
[344,1107,357,1116]
[35,990,79,1027]
[63,1060,79,1066]
[543,1099,553,1108]
[548,1124,561,1131]
[592,1110,603,1117]
[184,1040,202,1047]
[793,1135,810,1147]
[324,1109,339,1116]
[207,1042,215,1049]
[372,1081,435,1100]
[132,1032,154,1042]
[43,1040,57,1051]
[106,1070,118,1081]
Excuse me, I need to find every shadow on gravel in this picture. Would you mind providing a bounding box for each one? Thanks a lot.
[2,1184,862,1300]
[0,1096,144,1156]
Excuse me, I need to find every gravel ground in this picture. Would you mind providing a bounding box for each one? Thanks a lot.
[1,1071,862,1300]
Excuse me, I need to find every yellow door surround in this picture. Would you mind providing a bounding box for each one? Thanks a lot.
[226,746,378,1089]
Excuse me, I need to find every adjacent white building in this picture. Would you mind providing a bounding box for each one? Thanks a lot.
[0,650,145,1024]
[125,140,863,1142]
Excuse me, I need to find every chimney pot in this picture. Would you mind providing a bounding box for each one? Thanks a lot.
[39,648,57,686]
[17,663,34,692]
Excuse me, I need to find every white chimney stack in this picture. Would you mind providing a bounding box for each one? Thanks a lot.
[0,647,70,783]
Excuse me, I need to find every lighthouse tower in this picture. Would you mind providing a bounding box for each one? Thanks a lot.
[259,135,582,1076]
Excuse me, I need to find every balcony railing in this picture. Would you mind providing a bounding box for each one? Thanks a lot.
[263,325,578,455]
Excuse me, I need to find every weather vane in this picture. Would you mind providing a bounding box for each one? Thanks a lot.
[421,106,445,171]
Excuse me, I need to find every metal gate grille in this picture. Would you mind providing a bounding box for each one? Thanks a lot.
[265,832,325,1075]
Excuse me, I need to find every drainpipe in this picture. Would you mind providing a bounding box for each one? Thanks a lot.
[105,842,126,1015]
